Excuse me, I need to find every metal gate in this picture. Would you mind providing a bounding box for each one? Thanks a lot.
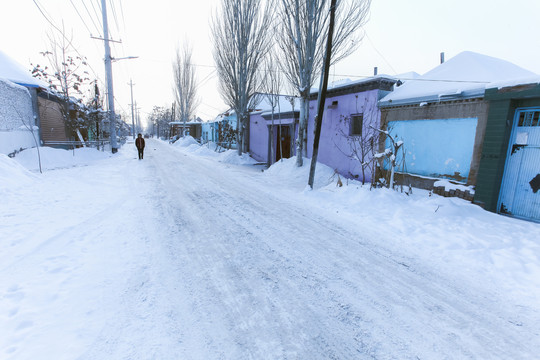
[498,108,540,222]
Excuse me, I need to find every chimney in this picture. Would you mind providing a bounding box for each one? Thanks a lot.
[440,52,445,64]
[374,66,378,76]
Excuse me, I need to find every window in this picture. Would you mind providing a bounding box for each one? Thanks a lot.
[350,114,363,136]
[518,110,540,127]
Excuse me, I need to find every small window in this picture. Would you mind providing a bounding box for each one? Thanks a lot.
[350,114,363,136]
[518,111,540,127]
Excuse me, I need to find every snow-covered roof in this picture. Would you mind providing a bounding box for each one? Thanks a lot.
[249,94,300,116]
[0,50,47,88]
[310,74,398,94]
[379,51,538,106]
[487,75,540,90]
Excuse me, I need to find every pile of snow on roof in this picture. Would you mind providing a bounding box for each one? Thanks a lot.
[380,51,538,105]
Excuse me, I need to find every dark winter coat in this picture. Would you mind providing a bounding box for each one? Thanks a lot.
[135,137,145,150]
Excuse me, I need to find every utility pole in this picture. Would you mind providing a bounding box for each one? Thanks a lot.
[137,108,141,135]
[308,0,337,189]
[129,79,135,139]
[134,100,139,134]
[100,0,118,153]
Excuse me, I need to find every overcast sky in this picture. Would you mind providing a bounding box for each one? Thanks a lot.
[3,0,540,125]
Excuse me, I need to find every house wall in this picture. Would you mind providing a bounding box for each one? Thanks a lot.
[249,113,297,163]
[380,99,489,186]
[38,95,68,143]
[0,79,37,154]
[475,84,540,212]
[249,113,268,162]
[201,122,216,142]
[306,89,382,183]
[387,118,478,181]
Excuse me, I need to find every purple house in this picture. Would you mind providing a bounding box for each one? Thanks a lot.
[249,95,301,164]
[305,76,396,183]
[249,77,396,182]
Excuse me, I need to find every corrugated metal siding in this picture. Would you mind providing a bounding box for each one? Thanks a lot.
[498,108,540,221]
[38,97,68,142]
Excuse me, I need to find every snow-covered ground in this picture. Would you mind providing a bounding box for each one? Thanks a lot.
[1,138,539,359]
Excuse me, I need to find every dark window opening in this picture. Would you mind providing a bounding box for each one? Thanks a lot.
[350,114,363,136]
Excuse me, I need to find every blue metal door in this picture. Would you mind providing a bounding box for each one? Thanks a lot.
[498,108,540,222]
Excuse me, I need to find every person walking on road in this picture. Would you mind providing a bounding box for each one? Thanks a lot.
[135,133,145,160]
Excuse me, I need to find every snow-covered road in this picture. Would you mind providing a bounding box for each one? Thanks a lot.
[1,140,539,359]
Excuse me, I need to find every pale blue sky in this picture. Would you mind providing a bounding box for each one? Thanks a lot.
[3,0,540,123]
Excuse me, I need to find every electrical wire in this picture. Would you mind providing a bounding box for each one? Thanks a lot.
[79,0,103,36]
[108,0,121,37]
[364,31,398,75]
[69,0,94,36]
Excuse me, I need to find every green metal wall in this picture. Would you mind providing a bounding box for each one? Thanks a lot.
[474,84,540,211]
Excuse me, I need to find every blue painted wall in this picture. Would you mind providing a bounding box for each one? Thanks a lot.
[201,113,237,143]
[387,118,478,181]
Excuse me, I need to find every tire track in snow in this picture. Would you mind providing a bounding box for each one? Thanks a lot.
[136,141,539,359]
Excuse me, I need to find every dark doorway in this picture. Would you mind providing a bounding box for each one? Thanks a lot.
[276,125,291,161]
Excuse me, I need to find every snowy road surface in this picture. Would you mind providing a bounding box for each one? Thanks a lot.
[1,139,539,359]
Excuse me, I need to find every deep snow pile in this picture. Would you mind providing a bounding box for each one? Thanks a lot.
[174,135,256,165]
[302,181,540,307]
[0,153,35,189]
[12,146,112,171]
[264,156,336,189]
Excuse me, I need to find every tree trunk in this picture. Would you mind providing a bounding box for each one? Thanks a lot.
[296,94,309,167]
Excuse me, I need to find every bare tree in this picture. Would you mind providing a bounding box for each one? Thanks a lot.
[211,0,273,155]
[277,0,371,167]
[173,41,199,136]
[334,96,380,185]
[372,125,403,190]
[31,29,91,138]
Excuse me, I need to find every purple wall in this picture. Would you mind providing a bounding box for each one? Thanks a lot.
[306,89,382,183]
[250,113,298,164]
[249,81,392,183]
[249,113,268,162]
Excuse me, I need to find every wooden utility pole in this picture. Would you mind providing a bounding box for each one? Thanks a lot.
[308,0,337,189]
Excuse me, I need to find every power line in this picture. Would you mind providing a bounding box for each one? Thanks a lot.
[118,0,127,31]
[364,31,398,75]
[108,0,121,37]
[79,0,103,36]
[90,0,103,31]
[69,0,95,36]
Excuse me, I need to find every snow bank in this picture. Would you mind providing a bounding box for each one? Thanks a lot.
[173,137,257,166]
[265,157,336,189]
[0,153,36,189]
[219,149,257,165]
[173,135,199,147]
[13,146,111,171]
[301,182,540,306]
